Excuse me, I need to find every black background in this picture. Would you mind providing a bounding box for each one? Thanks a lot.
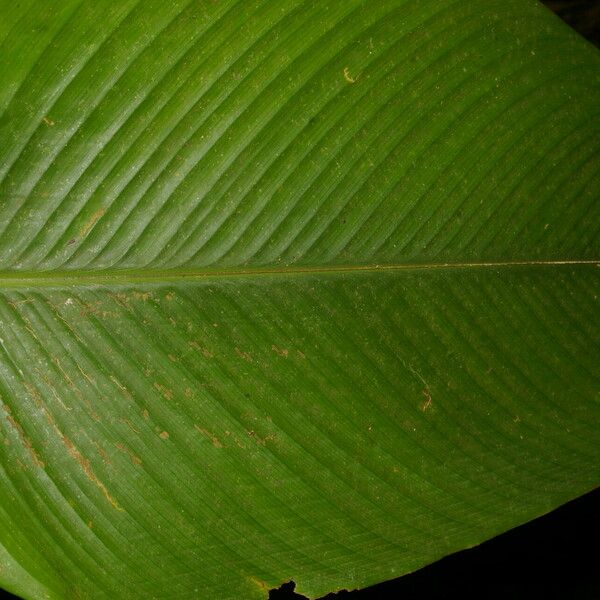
[270,487,600,600]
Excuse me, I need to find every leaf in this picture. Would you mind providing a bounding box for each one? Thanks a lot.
[0,1,598,598]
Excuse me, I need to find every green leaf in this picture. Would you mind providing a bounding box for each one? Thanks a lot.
[0,1,598,598]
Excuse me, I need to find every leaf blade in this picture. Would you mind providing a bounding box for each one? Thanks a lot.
[0,0,599,598]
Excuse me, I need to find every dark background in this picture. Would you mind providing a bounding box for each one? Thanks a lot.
[3,2,599,599]
[544,0,600,47]
[271,488,599,600]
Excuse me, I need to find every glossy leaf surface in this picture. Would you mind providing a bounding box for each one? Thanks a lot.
[0,1,599,598]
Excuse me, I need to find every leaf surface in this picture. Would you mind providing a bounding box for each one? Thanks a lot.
[0,1,599,598]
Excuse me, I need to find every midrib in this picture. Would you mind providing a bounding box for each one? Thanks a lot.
[0,259,597,288]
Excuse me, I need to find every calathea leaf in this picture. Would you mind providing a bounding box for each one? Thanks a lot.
[0,1,598,598]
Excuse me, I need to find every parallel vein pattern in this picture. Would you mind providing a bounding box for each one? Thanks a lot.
[0,1,599,599]
[0,268,599,599]
[0,0,599,272]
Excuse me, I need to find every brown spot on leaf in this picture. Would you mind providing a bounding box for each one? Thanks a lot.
[153,382,173,401]
[79,208,105,238]
[114,442,142,465]
[194,425,223,448]
[60,434,121,510]
[235,347,252,362]
[3,405,44,468]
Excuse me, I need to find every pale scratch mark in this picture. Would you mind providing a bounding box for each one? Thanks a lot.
[110,375,132,399]
[403,362,433,412]
[7,298,33,308]
[46,299,85,344]
[76,363,95,385]
[42,116,55,126]
[38,371,72,411]
[421,389,432,412]
[121,417,139,434]
[343,67,357,83]
[52,357,78,393]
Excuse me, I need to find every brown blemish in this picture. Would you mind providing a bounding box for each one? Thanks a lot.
[7,298,33,308]
[52,357,78,393]
[194,424,223,448]
[108,292,133,311]
[79,208,105,238]
[114,442,142,466]
[61,434,121,510]
[22,381,43,408]
[38,371,71,411]
[159,431,169,440]
[42,116,55,126]
[235,347,252,362]
[132,291,152,302]
[153,382,173,401]
[94,442,112,466]
[33,400,120,508]
[79,299,117,319]
[3,405,45,468]
[248,577,270,593]
[188,341,213,358]
[271,345,288,357]
[253,433,276,447]
[110,376,132,399]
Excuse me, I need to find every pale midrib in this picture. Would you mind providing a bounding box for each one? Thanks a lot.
[0,259,597,288]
